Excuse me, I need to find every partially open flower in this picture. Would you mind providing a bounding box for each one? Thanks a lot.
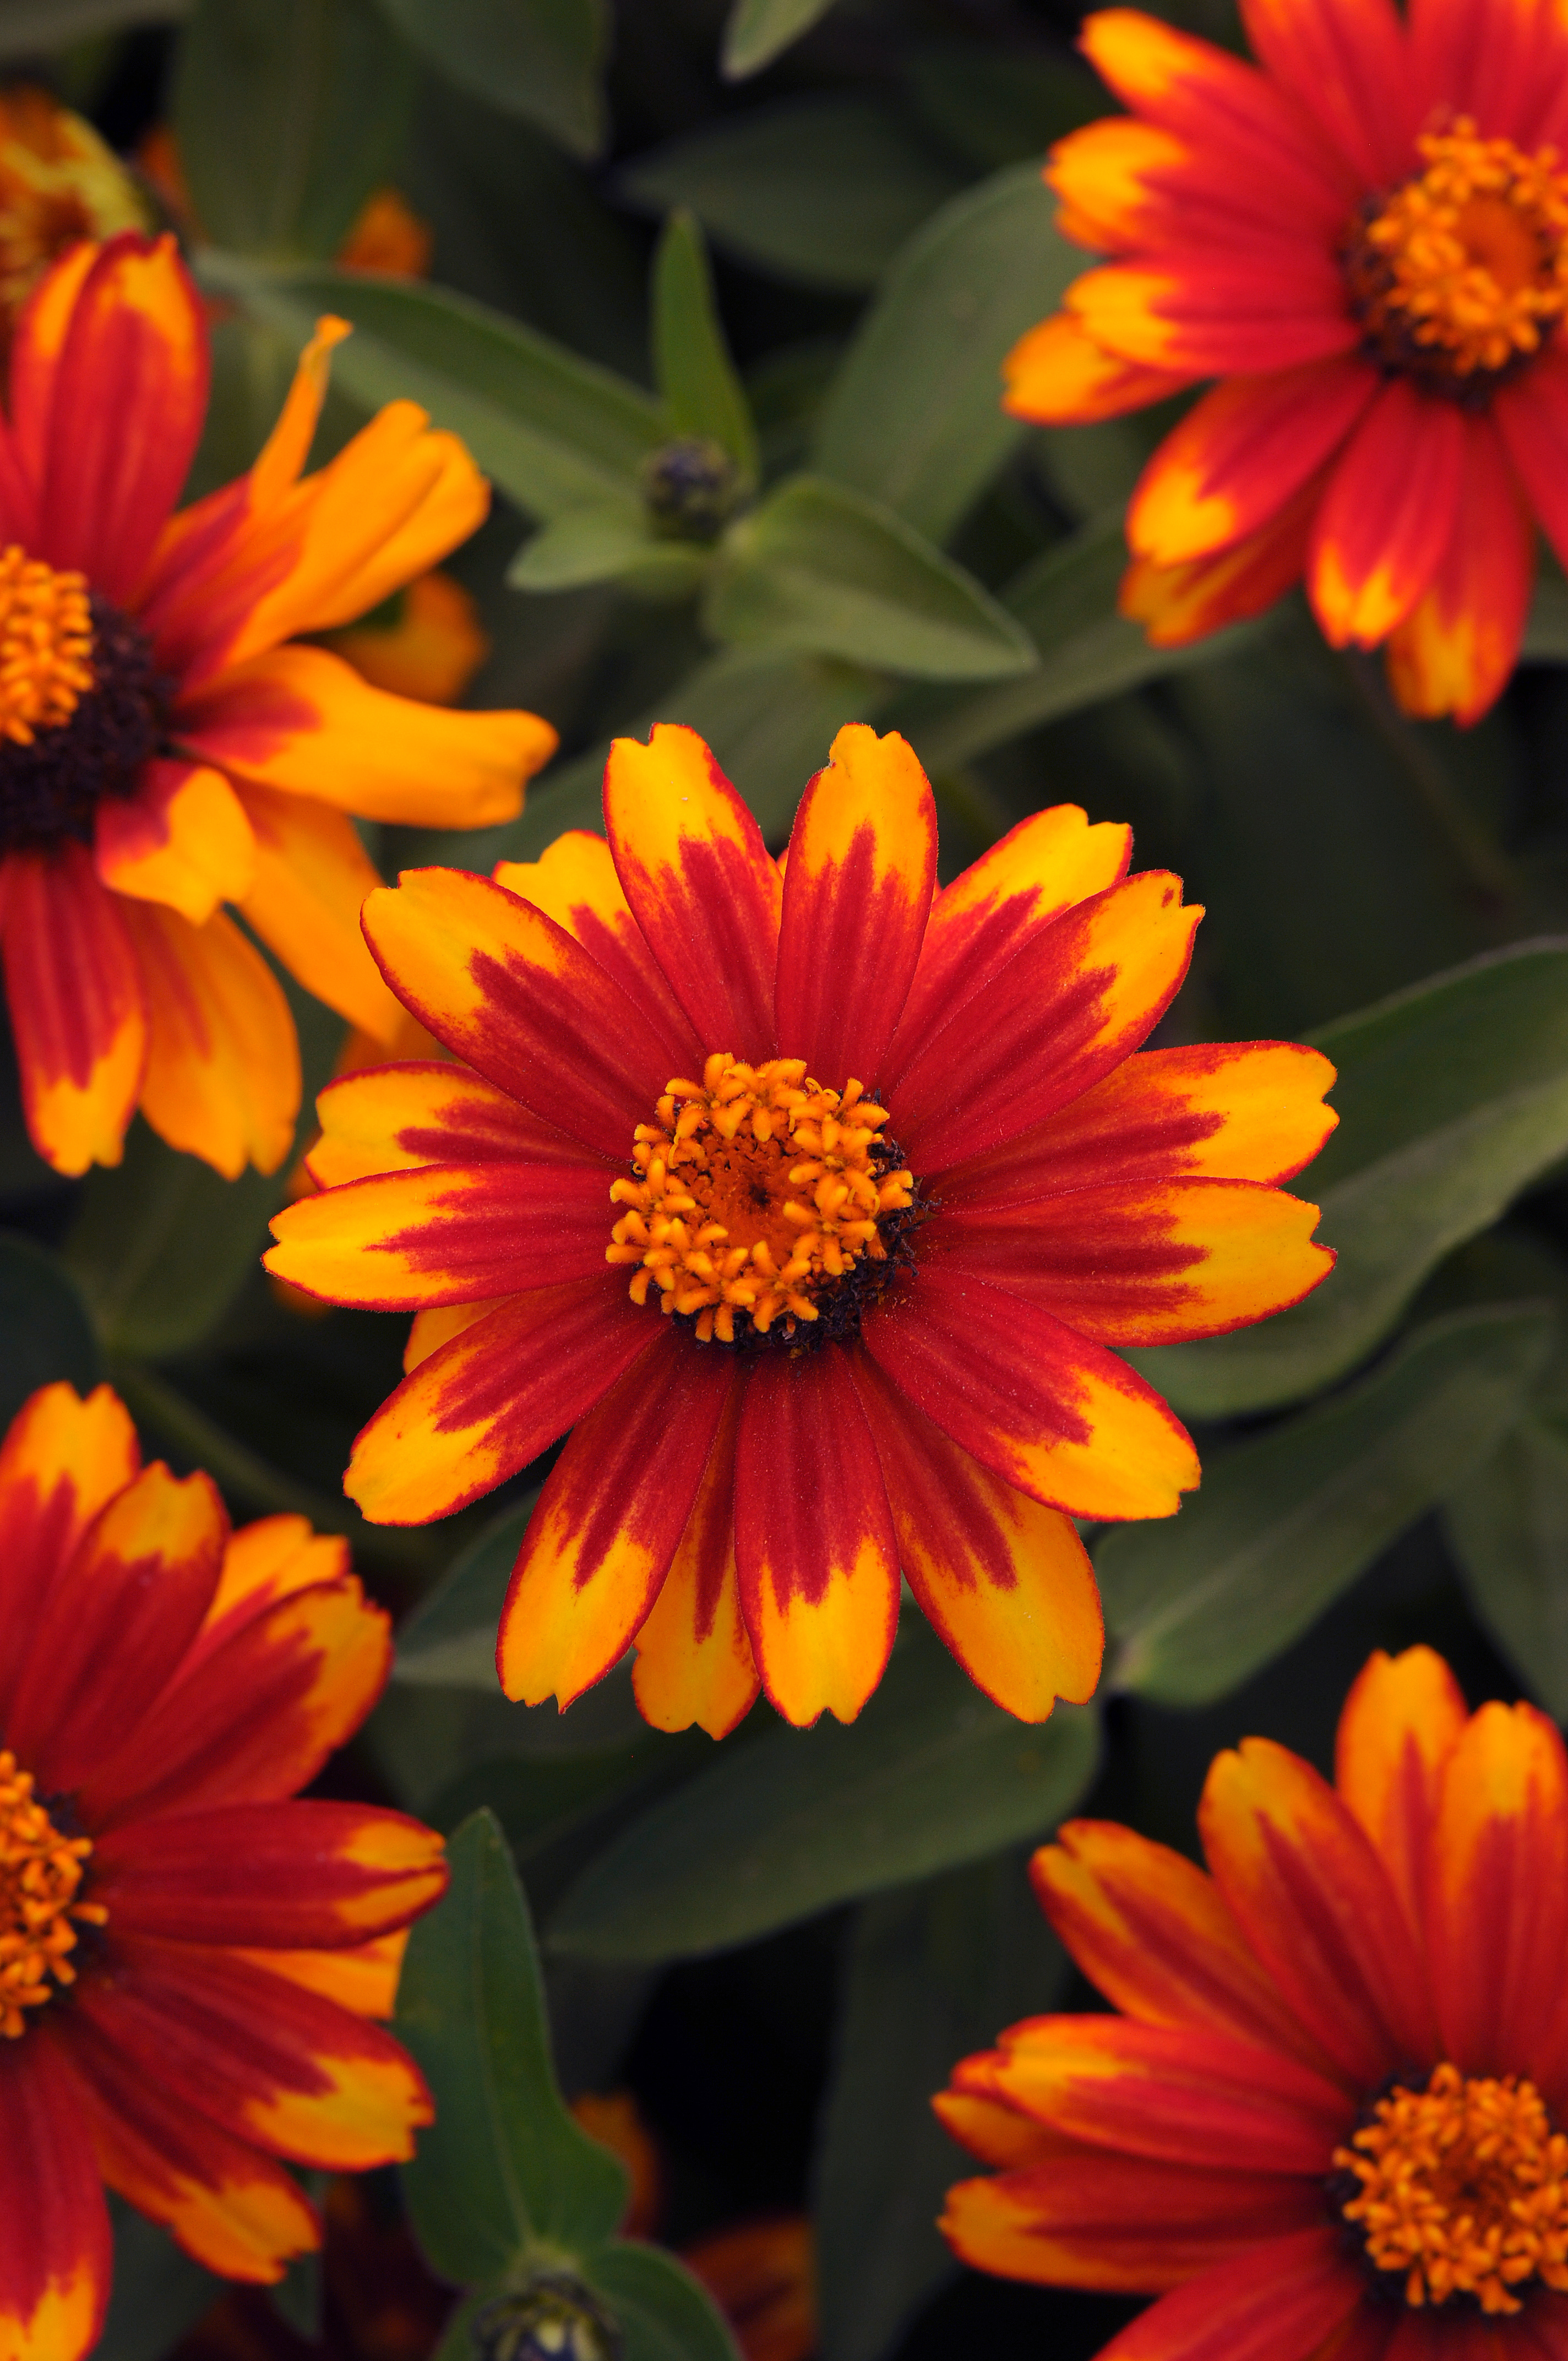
[0,88,148,347]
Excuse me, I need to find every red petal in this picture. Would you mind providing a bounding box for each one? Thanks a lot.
[1238,0,1413,184]
[0,2033,110,2361]
[1068,258,1355,376]
[306,1058,598,1191]
[1,844,148,1177]
[1308,383,1466,648]
[1333,1645,1467,1944]
[1495,346,1568,576]
[1412,0,1568,150]
[1128,362,1374,565]
[631,1375,760,1740]
[1093,2228,1366,2361]
[1384,414,1534,726]
[496,828,699,1056]
[0,1382,138,1733]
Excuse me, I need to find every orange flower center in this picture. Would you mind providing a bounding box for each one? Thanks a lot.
[1336,2062,1568,2313]
[1343,120,1568,391]
[0,1748,105,2037]
[606,1052,919,1347]
[0,547,94,744]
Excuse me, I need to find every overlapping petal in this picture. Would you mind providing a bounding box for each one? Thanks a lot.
[1128,363,1375,567]
[495,830,696,1051]
[0,843,146,1177]
[306,1060,592,1190]
[268,1159,612,1308]
[631,1377,760,1740]
[0,1381,138,1731]
[118,898,299,1179]
[0,2034,110,2361]
[94,759,255,927]
[1333,1645,1467,1942]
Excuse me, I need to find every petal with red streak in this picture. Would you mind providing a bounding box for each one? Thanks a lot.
[242,1931,407,2022]
[1308,383,1466,648]
[494,830,697,1053]
[632,1375,760,1739]
[1121,474,1320,646]
[1047,117,1337,255]
[0,1381,139,1732]
[851,1350,1103,1721]
[267,1160,611,1308]
[1333,1645,1468,1944]
[94,760,256,927]
[1414,0,1568,154]
[863,1264,1199,1521]
[775,726,937,1091]
[1128,363,1374,567]
[1238,0,1413,186]
[1495,347,1568,577]
[1384,414,1535,726]
[0,2033,110,2361]
[200,1514,350,1647]
[119,899,300,1179]
[1,842,146,1176]
[306,1060,596,1190]
[734,1347,900,1727]
[1003,312,1196,426]
[345,1276,650,1525]
[498,1331,733,1710]
[1067,259,1355,376]
[934,2070,1070,2168]
[604,726,782,1063]
[1092,2228,1365,2361]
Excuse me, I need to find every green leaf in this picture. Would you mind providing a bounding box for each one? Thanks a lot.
[549,1625,1100,1962]
[0,1234,101,1427]
[706,475,1037,681]
[619,99,968,293]
[652,212,759,482]
[376,0,608,158]
[584,2242,741,2361]
[1101,1304,1556,1707]
[507,504,693,594]
[205,258,665,522]
[96,2202,221,2361]
[175,0,415,260]
[722,0,839,77]
[813,1854,1067,2361]
[1523,553,1568,661]
[903,46,1104,168]
[0,0,188,49]
[397,1500,535,1687]
[397,1811,629,2288]
[812,165,1080,546]
[1135,942,1568,1420]
[1445,1408,1568,1720]
[431,1742,684,1860]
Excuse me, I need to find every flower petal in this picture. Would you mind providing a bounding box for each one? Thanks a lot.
[734,1346,900,1727]
[241,1930,407,2022]
[0,842,146,1176]
[863,1264,1199,1521]
[345,1276,650,1525]
[236,784,405,1043]
[935,2070,1072,2168]
[0,1380,138,1733]
[851,1349,1103,1721]
[267,1160,611,1309]
[881,803,1131,1100]
[306,1059,595,1190]
[1494,346,1568,578]
[1308,382,1466,648]
[1121,475,1320,646]
[1068,259,1355,376]
[94,760,256,927]
[1384,414,1536,725]
[1003,312,1196,426]
[498,1331,734,1710]
[1031,1819,1343,2076]
[1238,0,1413,186]
[1129,363,1374,567]
[1413,0,1568,153]
[937,1178,1332,1346]
[1333,1645,1468,1945]
[1091,2228,1365,2361]
[8,1460,226,1793]
[775,726,937,1091]
[495,829,698,1052]
[631,1377,760,1739]
[1048,117,1335,254]
[90,1800,445,1947]
[887,869,1200,1176]
[0,2033,110,2361]
[118,900,300,1180]
[939,2158,1324,2292]
[604,725,783,1063]
[177,643,554,828]
[1197,1738,1434,2088]
[359,868,681,1157]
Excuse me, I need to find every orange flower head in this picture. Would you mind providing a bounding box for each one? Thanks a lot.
[0,1378,447,2361]
[0,233,557,1182]
[1005,0,1568,721]
[0,88,148,344]
[266,721,1337,1734]
[937,1644,1568,2359]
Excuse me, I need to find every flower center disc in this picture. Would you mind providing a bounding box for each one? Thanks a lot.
[1336,2061,1568,2313]
[1343,119,1568,393]
[607,1052,919,1347]
[0,1748,104,2036]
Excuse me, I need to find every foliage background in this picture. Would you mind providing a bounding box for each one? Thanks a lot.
[9,0,1568,2354]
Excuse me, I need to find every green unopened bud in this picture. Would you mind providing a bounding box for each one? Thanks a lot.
[470,2276,622,2361]
[639,435,743,540]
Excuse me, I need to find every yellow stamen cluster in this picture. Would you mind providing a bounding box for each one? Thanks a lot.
[1336,2062,1568,2313]
[0,1749,105,2037]
[607,1052,915,1344]
[1347,119,1568,381]
[0,547,93,744]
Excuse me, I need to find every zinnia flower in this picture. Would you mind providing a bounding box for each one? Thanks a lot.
[265,722,1336,1732]
[938,1645,1568,2358]
[0,231,556,1178]
[1005,0,1568,721]
[0,1378,447,2361]
[0,89,148,347]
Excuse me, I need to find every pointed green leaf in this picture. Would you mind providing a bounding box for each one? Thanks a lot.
[0,1234,100,1428]
[652,212,759,481]
[584,2243,741,2361]
[507,503,686,592]
[1102,1304,1555,1706]
[376,0,608,159]
[398,1811,629,2287]
[903,46,1104,168]
[1445,1408,1568,1720]
[706,475,1037,680]
[722,0,840,77]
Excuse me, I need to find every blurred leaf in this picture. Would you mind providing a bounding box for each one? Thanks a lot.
[814,1852,1066,2361]
[175,0,415,259]
[586,2243,740,2361]
[207,258,665,521]
[1137,942,1568,1419]
[620,99,967,293]
[97,2201,221,2361]
[0,1234,100,1424]
[904,46,1104,167]
[0,0,187,44]
[1102,1304,1555,1707]
[722,0,839,77]
[707,475,1037,680]
[1445,1409,1568,1720]
[1522,554,1568,661]
[652,211,759,482]
[398,1499,535,1686]
[398,1810,630,2288]
[431,1742,676,1857]
[507,503,679,592]
[377,0,607,157]
[813,164,1079,545]
[549,1625,1099,1962]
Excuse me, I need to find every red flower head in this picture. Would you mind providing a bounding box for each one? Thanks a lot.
[266,723,1337,1733]
[0,232,556,1179]
[0,1381,447,2361]
[1006,0,1568,722]
[939,1646,1568,2359]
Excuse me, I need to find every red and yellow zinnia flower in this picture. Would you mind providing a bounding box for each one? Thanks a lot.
[265,722,1336,1733]
[0,1378,447,2361]
[1006,0,1568,721]
[939,1646,1568,2358]
[0,231,556,1179]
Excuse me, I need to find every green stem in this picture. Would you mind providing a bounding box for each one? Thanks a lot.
[1337,648,1520,907]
